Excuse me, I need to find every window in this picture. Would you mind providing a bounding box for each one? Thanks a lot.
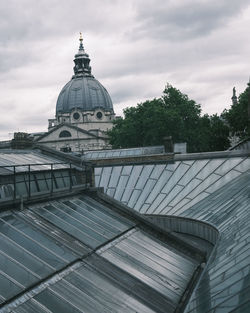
[73,112,80,120]
[60,147,72,152]
[59,130,72,138]
[96,111,103,119]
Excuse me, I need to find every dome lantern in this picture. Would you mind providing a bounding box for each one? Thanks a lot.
[73,33,92,78]
[55,34,114,115]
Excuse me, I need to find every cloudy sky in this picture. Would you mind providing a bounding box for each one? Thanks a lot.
[0,0,250,140]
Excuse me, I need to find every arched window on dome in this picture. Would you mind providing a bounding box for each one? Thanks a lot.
[59,130,72,138]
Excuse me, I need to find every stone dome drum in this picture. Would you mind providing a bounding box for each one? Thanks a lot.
[56,34,113,115]
[56,76,113,114]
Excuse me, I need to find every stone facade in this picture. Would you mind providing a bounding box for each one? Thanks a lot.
[37,124,111,153]
[48,108,114,133]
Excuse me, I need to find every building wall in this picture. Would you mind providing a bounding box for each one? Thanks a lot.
[44,108,114,152]
[49,108,115,132]
[38,137,111,152]
[38,124,111,152]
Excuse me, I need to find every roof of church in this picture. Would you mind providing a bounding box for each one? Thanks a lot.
[56,35,113,115]
[36,123,105,142]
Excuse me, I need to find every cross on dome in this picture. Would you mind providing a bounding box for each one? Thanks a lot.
[79,32,84,51]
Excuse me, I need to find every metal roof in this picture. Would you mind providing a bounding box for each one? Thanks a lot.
[0,147,204,313]
[1,147,249,312]
[56,36,114,115]
[0,149,87,202]
[94,155,249,215]
[82,146,165,160]
[94,152,250,312]
[56,76,113,114]
[0,194,202,313]
[0,151,69,173]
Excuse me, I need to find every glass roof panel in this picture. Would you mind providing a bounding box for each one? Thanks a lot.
[0,273,23,304]
[0,234,53,277]
[0,152,68,173]
[82,146,164,160]
[29,196,134,249]
[0,215,76,264]
[0,208,84,305]
[98,229,198,304]
[12,299,53,313]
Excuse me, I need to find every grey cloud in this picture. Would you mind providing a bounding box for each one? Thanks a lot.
[0,120,16,131]
[0,0,132,43]
[0,0,249,140]
[0,0,132,74]
[131,0,248,40]
[0,48,38,74]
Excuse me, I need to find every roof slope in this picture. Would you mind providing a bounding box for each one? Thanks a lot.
[0,150,68,174]
[94,153,249,215]
[178,170,250,312]
[82,146,165,160]
[0,194,202,313]
[94,153,250,312]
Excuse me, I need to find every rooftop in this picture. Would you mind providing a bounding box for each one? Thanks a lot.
[93,147,250,312]
[0,146,209,313]
[0,145,249,312]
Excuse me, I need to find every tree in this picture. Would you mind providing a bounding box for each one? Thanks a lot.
[108,84,230,152]
[222,83,250,139]
[198,114,230,151]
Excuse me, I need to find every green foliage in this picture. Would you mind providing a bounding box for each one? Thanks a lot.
[108,84,231,152]
[222,85,250,139]
[199,114,230,151]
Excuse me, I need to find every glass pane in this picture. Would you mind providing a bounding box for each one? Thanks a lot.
[0,252,38,287]
[33,206,100,248]
[0,234,52,277]
[13,299,52,313]
[35,289,82,313]
[0,216,75,266]
[0,273,23,302]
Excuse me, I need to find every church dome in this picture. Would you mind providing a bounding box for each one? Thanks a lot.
[56,34,113,115]
[56,76,113,114]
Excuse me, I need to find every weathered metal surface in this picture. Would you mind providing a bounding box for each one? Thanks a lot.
[95,156,249,215]
[0,194,200,313]
[94,155,250,312]
[56,76,113,114]
[82,146,165,160]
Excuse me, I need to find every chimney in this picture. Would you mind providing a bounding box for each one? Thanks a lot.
[163,136,173,153]
[11,132,33,149]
